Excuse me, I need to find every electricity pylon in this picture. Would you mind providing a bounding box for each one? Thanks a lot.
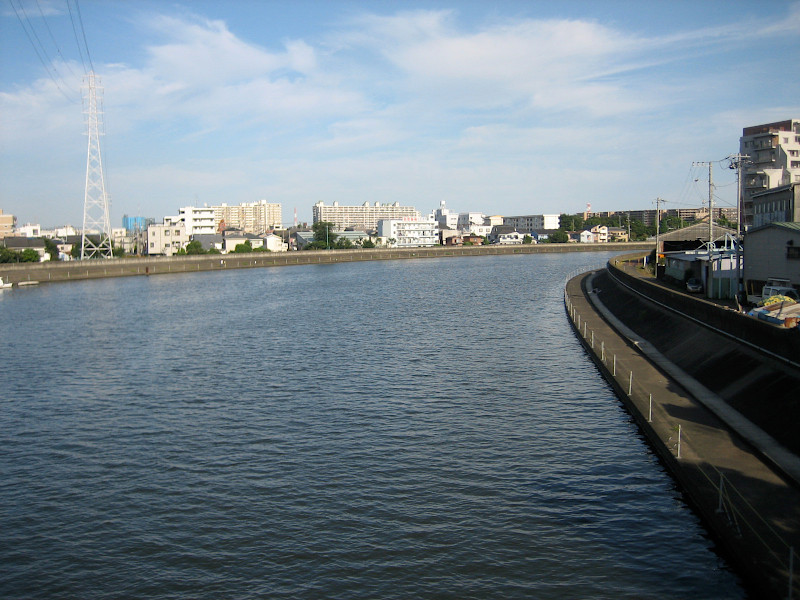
[80,71,112,259]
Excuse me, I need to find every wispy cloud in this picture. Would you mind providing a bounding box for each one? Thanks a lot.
[1,2,799,225]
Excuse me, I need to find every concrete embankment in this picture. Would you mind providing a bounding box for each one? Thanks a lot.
[566,267,800,599]
[0,242,650,285]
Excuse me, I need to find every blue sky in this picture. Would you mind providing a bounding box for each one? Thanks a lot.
[2,0,799,228]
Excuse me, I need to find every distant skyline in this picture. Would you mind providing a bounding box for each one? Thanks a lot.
[1,0,799,228]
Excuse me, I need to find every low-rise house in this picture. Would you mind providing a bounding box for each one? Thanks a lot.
[222,230,265,252]
[743,222,800,300]
[192,234,224,252]
[591,225,609,242]
[462,235,484,245]
[580,230,595,243]
[608,227,628,242]
[495,231,525,245]
[263,233,288,252]
[1,236,48,260]
[147,219,190,256]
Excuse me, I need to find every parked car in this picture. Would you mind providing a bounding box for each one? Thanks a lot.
[686,278,703,293]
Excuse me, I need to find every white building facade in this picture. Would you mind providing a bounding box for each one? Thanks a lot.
[503,214,561,232]
[147,217,189,256]
[433,201,459,229]
[377,217,439,247]
[178,206,216,235]
[740,119,800,227]
[314,201,419,230]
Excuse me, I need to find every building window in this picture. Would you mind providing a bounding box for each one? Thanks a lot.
[787,246,800,259]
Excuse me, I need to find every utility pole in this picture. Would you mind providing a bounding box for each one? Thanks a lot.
[693,161,714,251]
[728,153,750,304]
[80,71,112,259]
[708,162,713,250]
[655,197,663,266]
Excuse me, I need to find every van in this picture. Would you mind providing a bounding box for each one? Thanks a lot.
[762,281,799,302]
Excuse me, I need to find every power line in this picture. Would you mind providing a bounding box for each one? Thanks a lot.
[71,0,94,73]
[8,0,78,102]
[35,0,81,82]
[66,0,89,74]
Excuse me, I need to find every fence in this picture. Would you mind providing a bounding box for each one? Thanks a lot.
[564,266,797,600]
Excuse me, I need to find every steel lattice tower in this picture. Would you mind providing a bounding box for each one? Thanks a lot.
[81,71,112,259]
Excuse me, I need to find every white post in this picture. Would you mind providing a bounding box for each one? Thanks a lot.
[677,424,682,459]
[648,394,652,422]
[628,371,633,395]
[613,355,616,376]
[601,342,605,362]
[591,331,594,348]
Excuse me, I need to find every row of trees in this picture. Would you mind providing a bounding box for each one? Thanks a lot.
[551,213,737,243]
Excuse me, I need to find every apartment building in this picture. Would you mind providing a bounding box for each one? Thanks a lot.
[377,217,439,247]
[0,209,15,237]
[178,206,216,235]
[214,200,282,234]
[503,214,560,231]
[740,119,800,227]
[314,201,419,230]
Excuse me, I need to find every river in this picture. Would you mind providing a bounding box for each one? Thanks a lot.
[0,252,744,598]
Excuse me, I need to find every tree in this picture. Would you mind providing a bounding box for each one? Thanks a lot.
[185,240,206,255]
[21,248,40,262]
[361,239,375,248]
[233,240,254,253]
[548,229,569,243]
[334,237,353,249]
[560,214,584,231]
[43,238,59,261]
[312,221,338,248]
[0,246,23,262]
[523,235,533,244]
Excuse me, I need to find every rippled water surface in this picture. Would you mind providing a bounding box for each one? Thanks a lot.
[1,253,744,598]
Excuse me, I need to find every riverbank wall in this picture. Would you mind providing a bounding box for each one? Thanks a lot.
[566,266,800,599]
[0,242,650,286]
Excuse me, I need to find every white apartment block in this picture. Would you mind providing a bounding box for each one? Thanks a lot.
[178,206,216,235]
[314,201,419,230]
[434,201,459,229]
[377,217,439,247]
[147,217,189,256]
[457,212,486,229]
[214,200,282,234]
[740,119,800,227]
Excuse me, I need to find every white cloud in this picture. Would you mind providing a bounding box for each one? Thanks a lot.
[2,3,799,226]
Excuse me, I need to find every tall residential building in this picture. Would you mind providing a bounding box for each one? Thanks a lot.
[0,209,15,237]
[313,201,419,230]
[740,119,800,227]
[214,200,282,234]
